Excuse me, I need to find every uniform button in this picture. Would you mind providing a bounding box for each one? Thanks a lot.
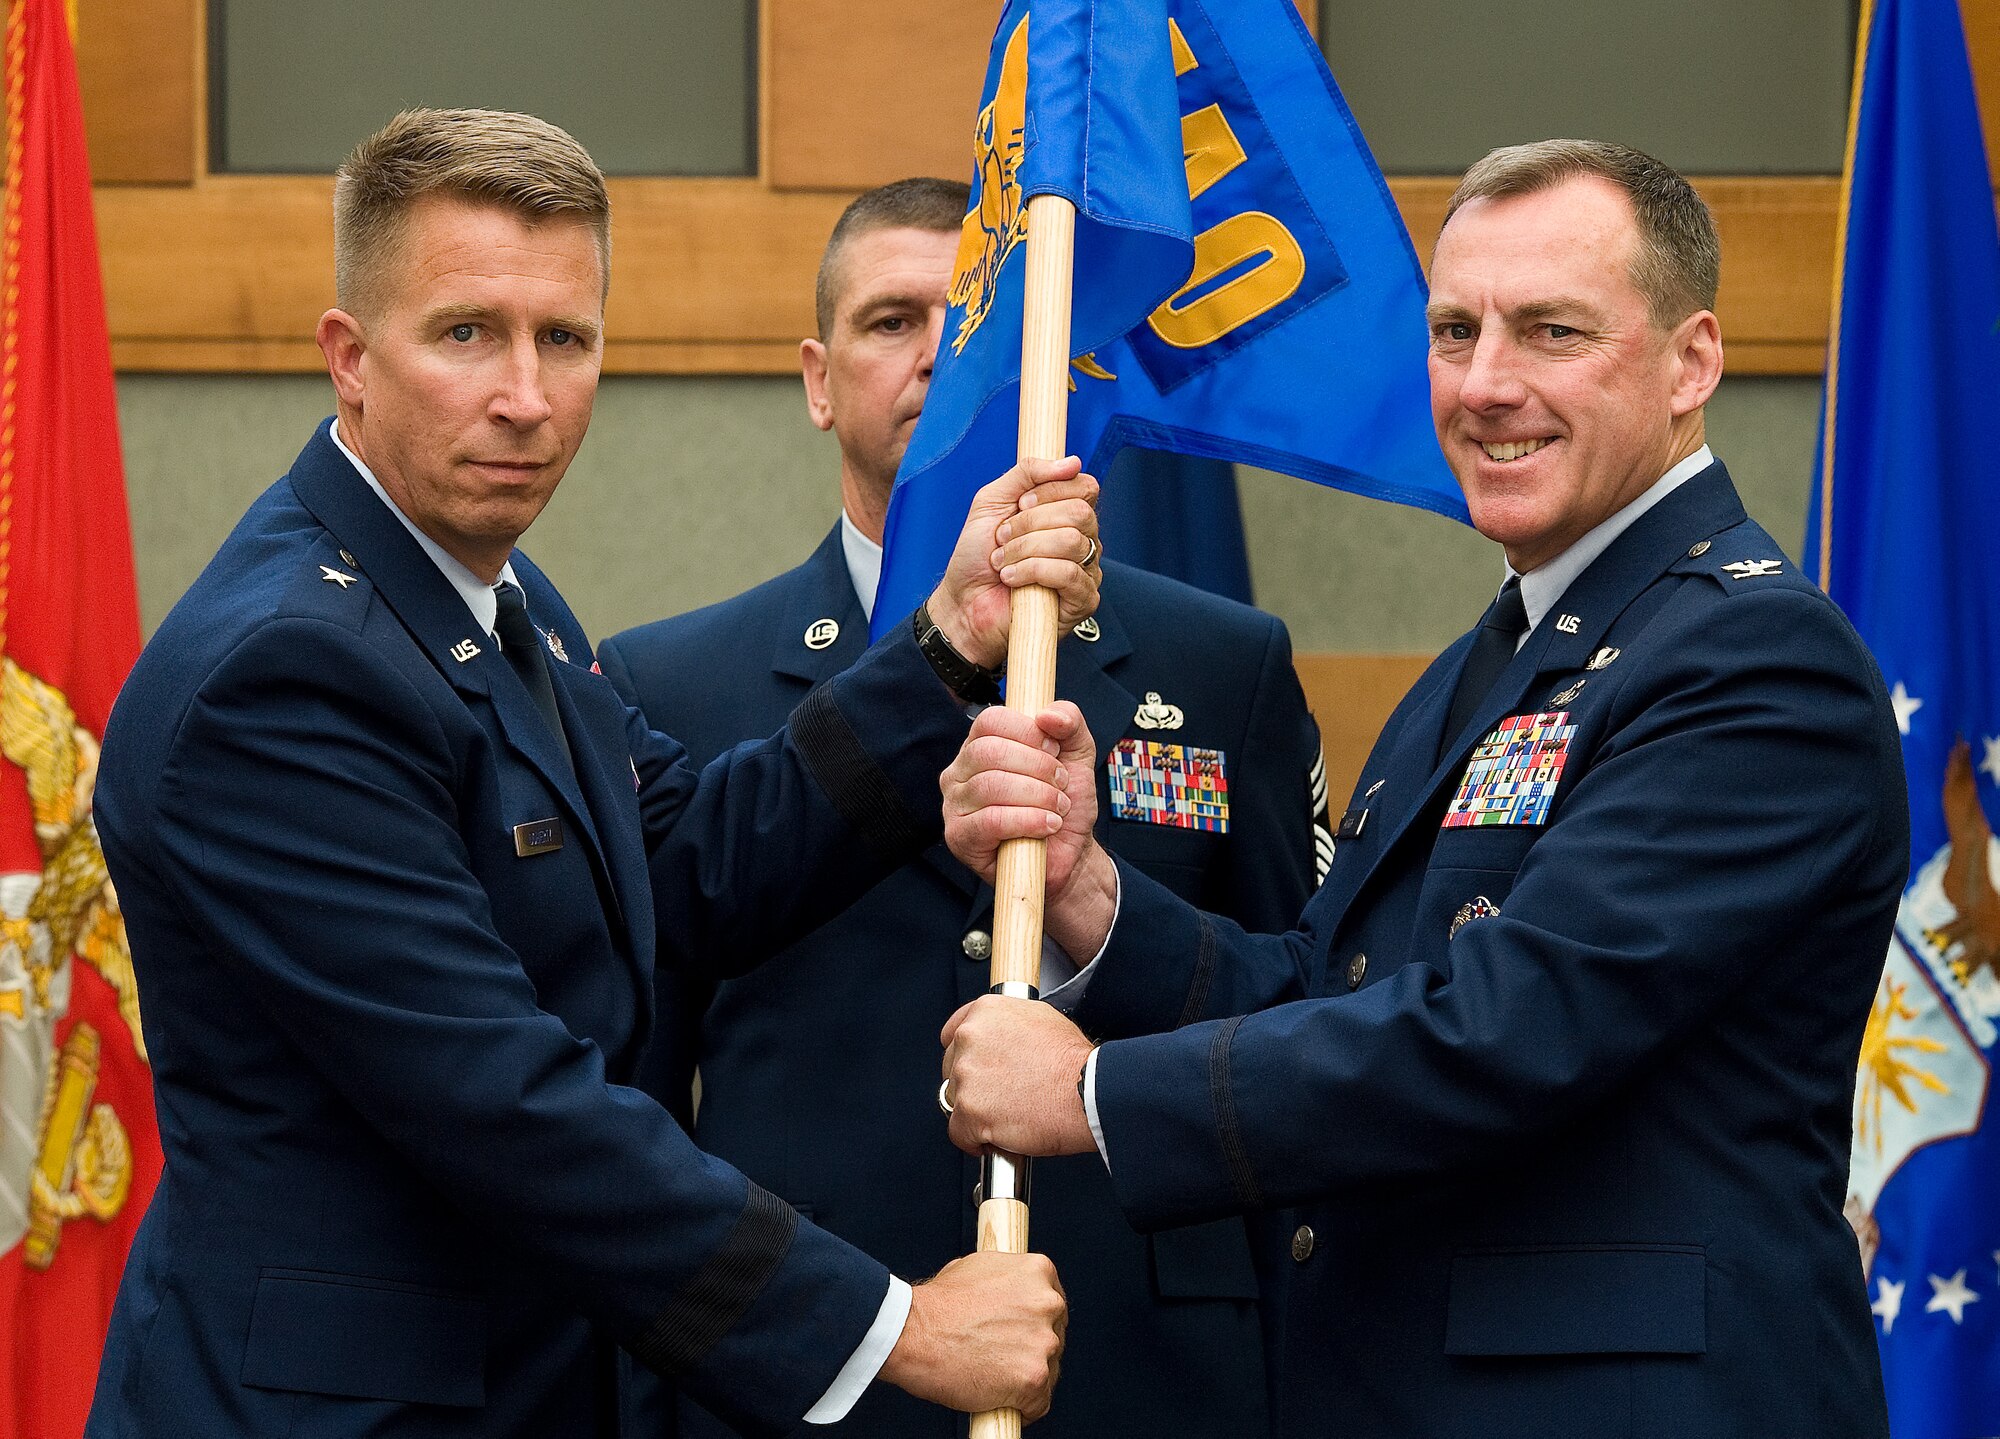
[1291,1224,1315,1262]
[961,929,993,963]
[1346,953,1368,990]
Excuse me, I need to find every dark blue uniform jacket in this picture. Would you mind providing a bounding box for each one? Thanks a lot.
[599,530,1323,1439]
[87,424,976,1439]
[1076,464,1907,1439]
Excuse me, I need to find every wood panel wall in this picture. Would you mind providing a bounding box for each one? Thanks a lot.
[63,0,2000,376]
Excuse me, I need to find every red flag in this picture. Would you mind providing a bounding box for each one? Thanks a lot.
[0,0,161,1433]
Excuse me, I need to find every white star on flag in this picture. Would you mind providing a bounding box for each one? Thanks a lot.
[1890,682,1923,736]
[1925,1269,1980,1324]
[1872,1276,1905,1333]
[1981,737,2000,785]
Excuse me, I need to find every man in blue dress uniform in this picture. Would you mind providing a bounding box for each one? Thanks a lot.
[938,141,1907,1439]
[85,111,1100,1439]
[600,178,1328,1439]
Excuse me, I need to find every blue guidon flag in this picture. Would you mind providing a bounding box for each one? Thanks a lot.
[870,0,1466,639]
[1804,0,2000,1432]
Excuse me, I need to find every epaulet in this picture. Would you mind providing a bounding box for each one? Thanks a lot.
[278,538,375,629]
[1665,521,1816,598]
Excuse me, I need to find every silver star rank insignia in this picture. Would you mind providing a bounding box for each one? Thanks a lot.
[319,565,358,589]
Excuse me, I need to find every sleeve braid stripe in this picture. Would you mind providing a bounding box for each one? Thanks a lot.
[1175,912,1220,1031]
[1210,1016,1263,1210]
[629,1184,798,1375]
[788,684,925,855]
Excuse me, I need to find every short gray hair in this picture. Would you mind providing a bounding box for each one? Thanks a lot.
[1444,139,1719,329]
[334,108,610,317]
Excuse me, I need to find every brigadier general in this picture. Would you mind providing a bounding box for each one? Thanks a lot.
[937,141,1908,1439]
[599,178,1327,1439]
[86,110,1099,1439]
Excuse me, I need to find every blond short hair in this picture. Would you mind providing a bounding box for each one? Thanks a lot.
[1443,139,1719,329]
[333,108,611,318]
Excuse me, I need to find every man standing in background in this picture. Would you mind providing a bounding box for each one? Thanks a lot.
[601,178,1329,1439]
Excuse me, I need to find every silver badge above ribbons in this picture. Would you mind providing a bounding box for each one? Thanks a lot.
[1133,691,1184,731]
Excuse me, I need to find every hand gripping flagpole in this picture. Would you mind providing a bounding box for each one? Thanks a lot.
[971,191,1077,1439]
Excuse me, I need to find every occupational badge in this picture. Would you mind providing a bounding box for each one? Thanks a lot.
[1449,895,1500,940]
[1548,678,1587,706]
[1107,739,1228,832]
[542,628,569,664]
[1442,710,1576,829]
[1586,646,1621,671]
[1133,692,1184,731]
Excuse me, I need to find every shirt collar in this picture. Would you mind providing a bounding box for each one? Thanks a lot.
[329,418,518,639]
[840,509,884,621]
[1510,444,1713,646]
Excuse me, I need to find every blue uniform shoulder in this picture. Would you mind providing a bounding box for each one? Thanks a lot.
[1665,517,1819,601]
[1097,560,1285,647]
[602,560,815,675]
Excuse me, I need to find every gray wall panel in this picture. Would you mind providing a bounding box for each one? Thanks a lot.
[1321,0,1853,174]
[118,374,1823,656]
[213,0,754,175]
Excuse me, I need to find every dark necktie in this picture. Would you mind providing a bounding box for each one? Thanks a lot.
[492,581,575,780]
[1442,576,1530,754]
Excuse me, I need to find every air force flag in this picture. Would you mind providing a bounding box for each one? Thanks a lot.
[1805,1,2000,1432]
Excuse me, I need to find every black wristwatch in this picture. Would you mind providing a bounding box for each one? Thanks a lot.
[913,599,1004,705]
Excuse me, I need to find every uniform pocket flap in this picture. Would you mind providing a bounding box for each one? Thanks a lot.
[242,1269,486,1406]
[1428,824,1540,872]
[1445,1245,1706,1356]
[1150,1217,1260,1300]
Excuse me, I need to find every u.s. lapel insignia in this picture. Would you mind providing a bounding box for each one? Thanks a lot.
[449,638,482,663]
[1133,692,1184,730]
[542,628,569,664]
[1443,710,1576,829]
[338,548,358,567]
[1555,613,1581,634]
[804,618,840,651]
[1449,895,1499,939]
[318,564,358,589]
[1722,559,1784,580]
[1586,646,1621,671]
[1549,678,1587,706]
[1687,539,1712,559]
[1074,617,1101,643]
[1365,778,1386,798]
[1107,739,1228,832]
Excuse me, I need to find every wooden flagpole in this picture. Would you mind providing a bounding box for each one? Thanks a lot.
[970,190,1077,1439]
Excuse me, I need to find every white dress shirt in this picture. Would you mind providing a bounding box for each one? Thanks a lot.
[332,427,906,1422]
[1080,444,1719,1169]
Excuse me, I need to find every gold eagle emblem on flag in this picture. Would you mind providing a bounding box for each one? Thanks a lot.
[947,14,1031,356]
